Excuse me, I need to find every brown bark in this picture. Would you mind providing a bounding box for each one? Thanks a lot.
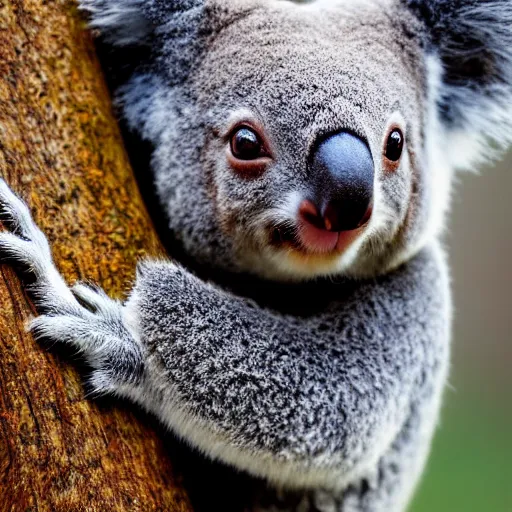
[0,1,193,510]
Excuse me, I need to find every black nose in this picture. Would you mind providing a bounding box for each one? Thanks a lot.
[308,131,374,232]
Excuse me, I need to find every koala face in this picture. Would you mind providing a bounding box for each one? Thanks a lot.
[179,3,427,280]
[85,0,512,280]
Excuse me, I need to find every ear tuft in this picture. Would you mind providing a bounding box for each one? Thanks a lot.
[79,0,152,46]
[405,0,512,167]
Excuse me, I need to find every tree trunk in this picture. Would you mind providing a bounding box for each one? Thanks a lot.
[0,1,193,510]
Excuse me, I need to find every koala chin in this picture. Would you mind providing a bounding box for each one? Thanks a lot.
[1,1,511,511]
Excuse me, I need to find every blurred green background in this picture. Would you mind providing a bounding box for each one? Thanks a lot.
[410,153,512,512]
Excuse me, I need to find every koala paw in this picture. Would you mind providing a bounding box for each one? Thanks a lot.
[0,178,144,393]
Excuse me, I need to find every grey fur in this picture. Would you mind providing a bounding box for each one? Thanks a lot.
[1,0,511,510]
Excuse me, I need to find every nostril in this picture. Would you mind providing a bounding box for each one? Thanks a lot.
[323,202,340,232]
[298,200,324,230]
[323,200,373,232]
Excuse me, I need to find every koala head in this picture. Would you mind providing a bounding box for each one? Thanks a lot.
[83,0,512,281]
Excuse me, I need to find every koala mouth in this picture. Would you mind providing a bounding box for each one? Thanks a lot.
[270,221,366,256]
[268,192,373,257]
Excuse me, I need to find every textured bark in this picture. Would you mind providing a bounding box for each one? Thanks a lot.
[0,1,193,510]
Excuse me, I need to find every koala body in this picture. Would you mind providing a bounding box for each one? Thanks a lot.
[1,1,511,511]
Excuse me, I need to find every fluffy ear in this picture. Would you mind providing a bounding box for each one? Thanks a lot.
[404,0,512,168]
[79,0,205,46]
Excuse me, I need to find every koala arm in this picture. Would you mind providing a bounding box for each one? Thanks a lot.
[0,180,450,502]
[124,249,449,495]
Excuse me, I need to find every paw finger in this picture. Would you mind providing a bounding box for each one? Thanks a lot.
[0,232,56,280]
[0,233,42,270]
[29,314,92,351]
[0,179,34,230]
[0,180,50,253]
[72,283,122,318]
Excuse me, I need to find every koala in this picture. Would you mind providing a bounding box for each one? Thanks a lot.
[1,0,511,511]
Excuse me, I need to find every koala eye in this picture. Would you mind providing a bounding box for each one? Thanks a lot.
[385,128,404,162]
[230,127,265,160]
[226,122,273,178]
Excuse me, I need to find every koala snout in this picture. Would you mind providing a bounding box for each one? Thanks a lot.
[306,131,374,233]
